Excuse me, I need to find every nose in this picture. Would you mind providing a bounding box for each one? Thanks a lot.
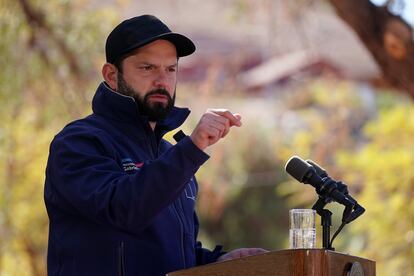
[153,70,168,88]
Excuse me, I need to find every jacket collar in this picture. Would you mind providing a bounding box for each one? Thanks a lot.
[92,82,190,135]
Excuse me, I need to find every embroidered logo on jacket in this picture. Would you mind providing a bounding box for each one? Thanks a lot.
[121,158,144,172]
[185,177,197,201]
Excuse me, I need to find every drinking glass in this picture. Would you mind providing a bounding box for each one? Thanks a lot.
[289,209,316,249]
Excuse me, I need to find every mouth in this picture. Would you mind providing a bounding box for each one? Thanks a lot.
[148,94,168,103]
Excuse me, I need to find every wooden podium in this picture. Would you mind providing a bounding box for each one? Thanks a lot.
[168,249,375,276]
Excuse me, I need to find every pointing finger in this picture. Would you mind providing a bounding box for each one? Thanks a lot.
[209,109,242,127]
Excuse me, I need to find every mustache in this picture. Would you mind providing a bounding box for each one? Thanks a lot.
[144,89,172,100]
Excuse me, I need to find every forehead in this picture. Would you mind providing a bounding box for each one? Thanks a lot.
[130,40,178,60]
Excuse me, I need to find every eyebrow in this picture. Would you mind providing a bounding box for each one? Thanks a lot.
[138,62,178,68]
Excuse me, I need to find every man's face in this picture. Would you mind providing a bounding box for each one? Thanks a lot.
[116,39,178,121]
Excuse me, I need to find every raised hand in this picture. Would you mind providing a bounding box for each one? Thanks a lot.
[190,109,242,150]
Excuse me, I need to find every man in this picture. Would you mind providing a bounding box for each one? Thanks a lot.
[44,15,266,276]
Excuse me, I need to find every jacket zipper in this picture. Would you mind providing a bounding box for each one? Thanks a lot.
[172,203,187,268]
[152,125,186,267]
[118,242,126,276]
[147,126,158,159]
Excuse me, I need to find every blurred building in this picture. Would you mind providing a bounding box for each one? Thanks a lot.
[102,0,381,95]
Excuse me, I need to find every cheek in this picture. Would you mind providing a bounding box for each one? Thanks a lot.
[124,75,149,92]
[127,71,177,94]
[166,75,177,89]
[151,73,176,95]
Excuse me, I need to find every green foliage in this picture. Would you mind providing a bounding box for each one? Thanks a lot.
[276,79,370,206]
[0,1,118,275]
[338,104,414,275]
[1,1,413,275]
[277,79,414,275]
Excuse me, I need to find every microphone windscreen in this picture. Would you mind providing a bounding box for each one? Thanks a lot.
[285,156,313,183]
[306,159,328,178]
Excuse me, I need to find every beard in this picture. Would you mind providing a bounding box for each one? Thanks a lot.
[116,72,175,122]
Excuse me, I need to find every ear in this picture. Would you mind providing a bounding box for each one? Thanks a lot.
[102,63,118,90]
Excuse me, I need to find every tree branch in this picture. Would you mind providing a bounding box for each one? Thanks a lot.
[17,0,84,81]
[328,0,414,98]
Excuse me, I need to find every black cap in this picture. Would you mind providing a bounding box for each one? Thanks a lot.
[105,15,196,63]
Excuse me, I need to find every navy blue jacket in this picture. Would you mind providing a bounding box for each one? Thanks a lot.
[44,82,224,276]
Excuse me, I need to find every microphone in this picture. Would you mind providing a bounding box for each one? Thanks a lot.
[285,156,365,223]
[285,156,355,208]
[306,159,365,223]
[306,160,354,200]
[286,156,366,249]
[306,159,328,178]
[306,159,354,203]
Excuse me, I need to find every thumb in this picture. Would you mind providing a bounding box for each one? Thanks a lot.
[232,113,242,126]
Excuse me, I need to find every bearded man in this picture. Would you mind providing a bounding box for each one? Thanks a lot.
[44,15,266,276]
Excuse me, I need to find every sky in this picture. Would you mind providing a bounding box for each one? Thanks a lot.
[370,0,414,25]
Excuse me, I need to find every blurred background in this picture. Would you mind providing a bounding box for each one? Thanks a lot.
[1,0,414,275]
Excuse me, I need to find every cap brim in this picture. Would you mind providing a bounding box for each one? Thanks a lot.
[122,32,196,58]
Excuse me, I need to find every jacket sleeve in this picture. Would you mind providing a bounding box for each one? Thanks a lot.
[45,128,209,234]
[193,212,226,265]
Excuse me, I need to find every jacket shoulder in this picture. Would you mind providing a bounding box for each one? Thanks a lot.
[51,115,114,154]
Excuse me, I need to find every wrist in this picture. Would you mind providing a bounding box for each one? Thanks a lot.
[190,133,207,151]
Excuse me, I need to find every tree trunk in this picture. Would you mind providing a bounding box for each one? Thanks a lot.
[328,0,414,98]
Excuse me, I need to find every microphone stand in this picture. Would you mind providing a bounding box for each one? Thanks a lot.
[285,157,366,250]
[311,186,364,250]
[312,197,335,251]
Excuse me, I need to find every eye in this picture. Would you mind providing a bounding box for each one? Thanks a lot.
[167,66,177,73]
[139,65,154,71]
